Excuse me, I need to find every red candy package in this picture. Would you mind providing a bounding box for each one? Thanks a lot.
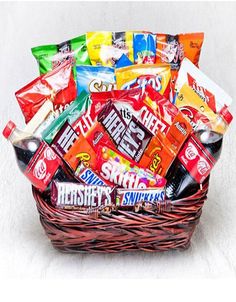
[15,61,77,123]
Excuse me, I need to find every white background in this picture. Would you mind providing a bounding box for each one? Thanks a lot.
[0,1,236,279]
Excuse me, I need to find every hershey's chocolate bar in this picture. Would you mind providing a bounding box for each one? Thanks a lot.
[51,181,116,211]
[51,121,78,158]
[97,100,126,146]
[117,116,153,162]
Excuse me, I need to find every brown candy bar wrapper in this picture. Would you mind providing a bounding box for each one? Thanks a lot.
[117,115,153,162]
[51,181,116,213]
[97,100,126,146]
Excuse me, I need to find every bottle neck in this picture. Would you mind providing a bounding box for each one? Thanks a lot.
[8,128,25,144]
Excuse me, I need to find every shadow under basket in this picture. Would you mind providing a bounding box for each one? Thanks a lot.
[32,180,209,253]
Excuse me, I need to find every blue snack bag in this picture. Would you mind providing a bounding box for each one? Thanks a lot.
[76,65,116,95]
[116,54,133,68]
[133,33,156,64]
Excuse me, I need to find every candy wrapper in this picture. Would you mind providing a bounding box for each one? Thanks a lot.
[116,187,165,211]
[175,58,233,122]
[74,162,110,186]
[76,65,116,95]
[31,34,91,78]
[42,90,90,143]
[115,64,171,99]
[15,61,77,123]
[133,33,156,64]
[51,181,116,213]
[95,145,167,189]
[87,31,134,67]
[139,132,176,177]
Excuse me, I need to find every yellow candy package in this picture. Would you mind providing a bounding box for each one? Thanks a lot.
[175,84,228,134]
[86,31,134,67]
[115,64,171,100]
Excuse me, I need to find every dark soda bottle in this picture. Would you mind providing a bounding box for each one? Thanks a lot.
[165,129,223,200]
[2,120,71,192]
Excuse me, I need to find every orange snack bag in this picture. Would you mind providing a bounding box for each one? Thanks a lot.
[63,135,97,171]
[139,132,176,177]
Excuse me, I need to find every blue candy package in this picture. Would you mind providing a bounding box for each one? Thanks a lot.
[116,54,133,68]
[133,33,156,64]
[76,65,116,95]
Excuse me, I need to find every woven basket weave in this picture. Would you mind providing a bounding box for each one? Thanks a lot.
[32,179,209,253]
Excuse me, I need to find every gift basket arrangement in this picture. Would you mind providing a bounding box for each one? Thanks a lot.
[2,31,233,253]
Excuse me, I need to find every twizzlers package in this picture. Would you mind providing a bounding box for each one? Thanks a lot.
[15,61,77,123]
[115,64,171,99]
[31,34,91,78]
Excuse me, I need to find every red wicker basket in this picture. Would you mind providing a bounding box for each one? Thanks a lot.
[32,179,209,253]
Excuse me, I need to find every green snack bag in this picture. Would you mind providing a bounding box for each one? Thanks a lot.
[42,90,91,144]
[31,34,91,78]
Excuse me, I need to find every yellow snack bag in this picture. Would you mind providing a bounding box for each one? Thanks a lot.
[115,64,171,99]
[86,31,134,67]
[175,84,227,134]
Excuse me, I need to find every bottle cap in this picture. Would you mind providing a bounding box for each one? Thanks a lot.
[219,106,233,125]
[2,120,16,139]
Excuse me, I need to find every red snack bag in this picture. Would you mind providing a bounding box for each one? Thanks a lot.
[15,61,77,123]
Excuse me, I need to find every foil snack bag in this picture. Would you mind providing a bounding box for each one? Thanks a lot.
[115,64,171,99]
[15,61,77,123]
[86,31,134,67]
[76,65,116,95]
[31,34,91,78]
[175,58,233,119]
[133,33,156,64]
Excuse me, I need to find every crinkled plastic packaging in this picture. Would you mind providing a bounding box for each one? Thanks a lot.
[31,34,91,78]
[133,33,156,64]
[115,64,171,99]
[76,65,116,95]
[86,31,134,67]
[15,61,77,123]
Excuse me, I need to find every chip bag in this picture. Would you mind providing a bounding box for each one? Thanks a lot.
[115,64,171,99]
[86,31,134,67]
[31,34,91,78]
[76,65,116,95]
[175,84,230,134]
[133,33,156,64]
[155,32,204,96]
[175,58,233,119]
[15,61,77,123]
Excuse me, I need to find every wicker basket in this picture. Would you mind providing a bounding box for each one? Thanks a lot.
[32,178,209,253]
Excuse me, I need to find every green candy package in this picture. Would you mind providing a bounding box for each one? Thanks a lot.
[31,34,91,78]
[42,90,91,144]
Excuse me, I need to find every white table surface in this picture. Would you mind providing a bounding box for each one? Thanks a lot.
[0,1,236,279]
